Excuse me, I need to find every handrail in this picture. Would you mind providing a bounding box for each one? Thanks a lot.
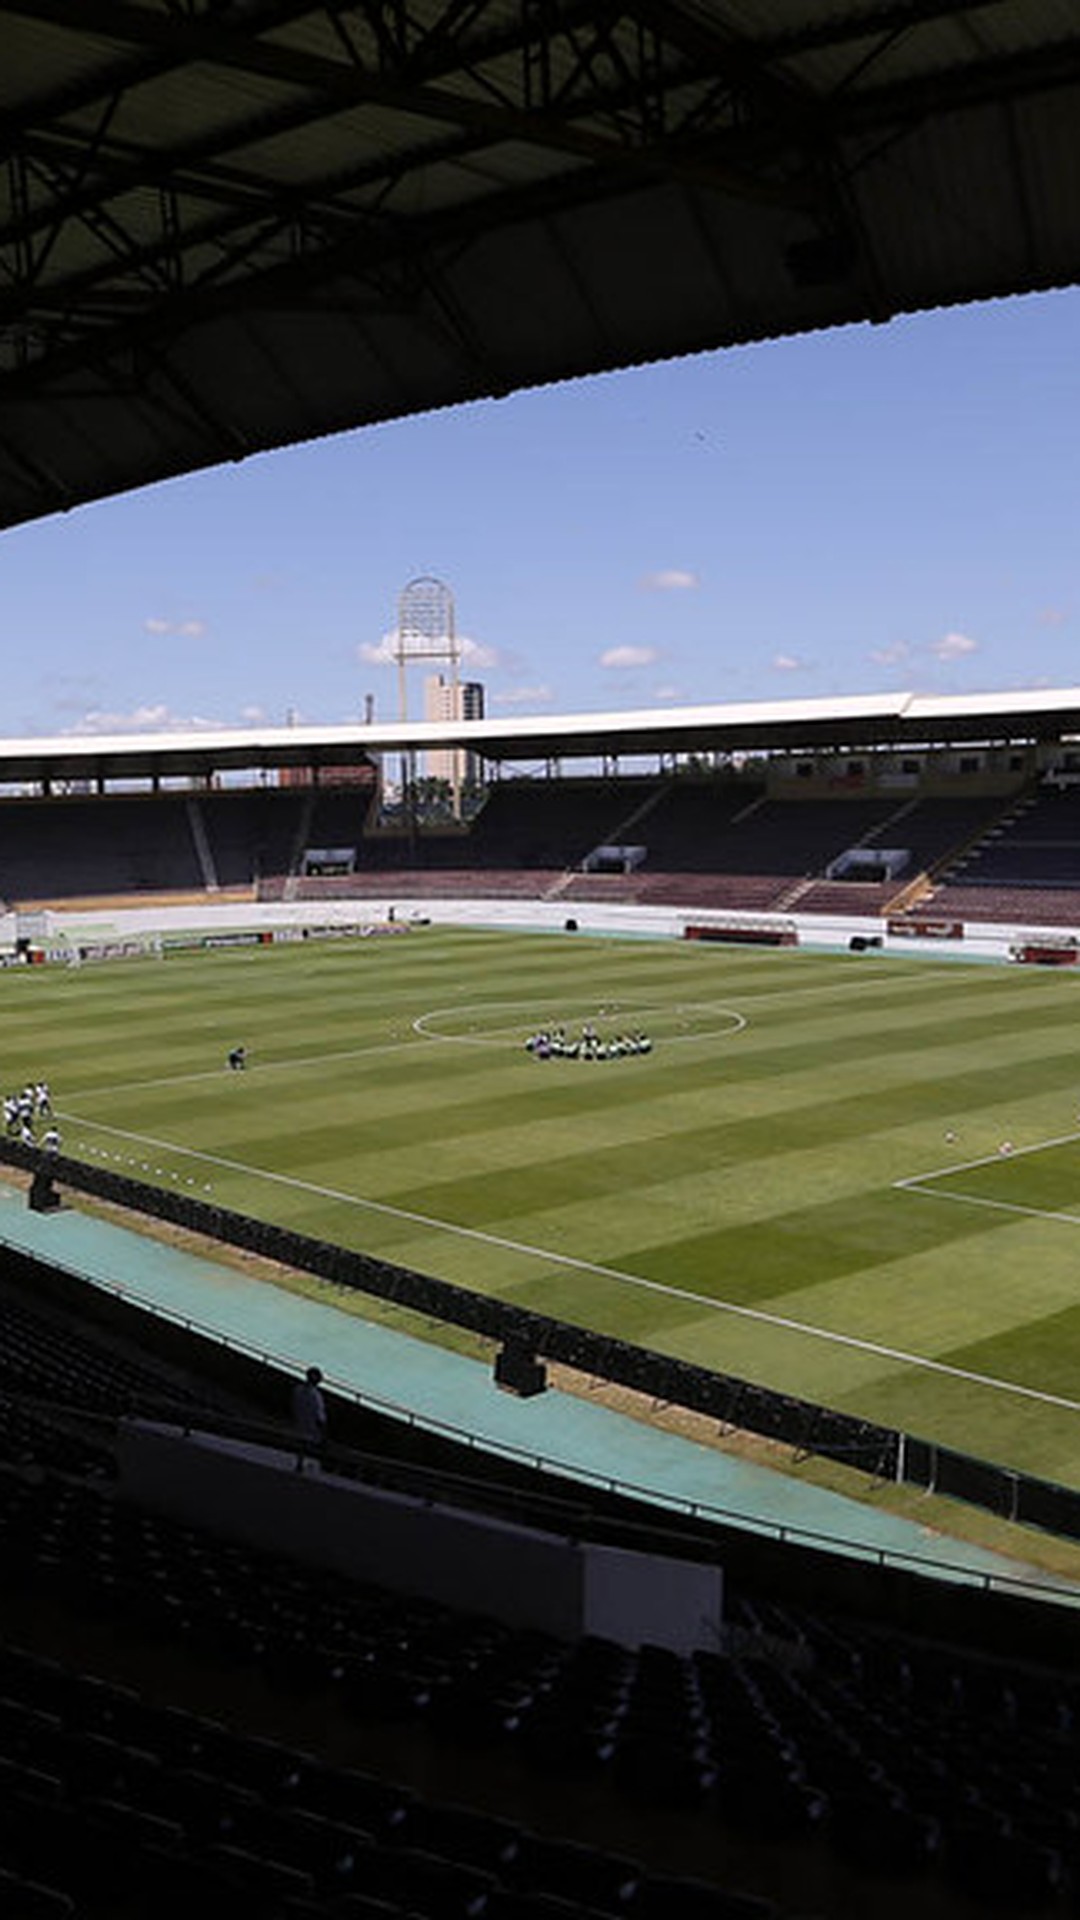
[6,1144,1080,1601]
[8,1254,1078,1611]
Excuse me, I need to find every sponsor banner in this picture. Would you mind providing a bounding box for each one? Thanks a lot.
[1011,940,1079,966]
[887,918,964,939]
[157,922,405,954]
[5,918,411,970]
[292,922,409,941]
[684,922,798,948]
[161,931,265,951]
[66,940,154,963]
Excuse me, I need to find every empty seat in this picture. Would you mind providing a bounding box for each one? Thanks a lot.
[0,1868,76,1919]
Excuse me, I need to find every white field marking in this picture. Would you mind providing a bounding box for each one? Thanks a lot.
[66,1031,436,1102]
[56,1108,1080,1417]
[56,994,744,1101]
[896,1130,1080,1228]
[413,999,748,1045]
[900,1186,1080,1230]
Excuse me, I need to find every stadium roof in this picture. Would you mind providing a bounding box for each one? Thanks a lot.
[3,3,1080,531]
[7,686,1080,785]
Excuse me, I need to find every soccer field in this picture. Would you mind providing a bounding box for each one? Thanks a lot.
[6,925,1080,1489]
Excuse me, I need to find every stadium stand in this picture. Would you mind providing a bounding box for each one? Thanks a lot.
[4,745,1080,1917]
[915,883,1080,929]
[274,777,1055,925]
[1,1260,1080,1918]
[891,794,1034,875]
[0,796,205,903]
[464,780,666,873]
[198,791,310,892]
[0,786,378,908]
[640,792,897,878]
[0,1268,255,1477]
[7,771,1080,932]
[914,785,1080,925]
[944,785,1080,887]
[202,785,377,892]
[266,867,567,906]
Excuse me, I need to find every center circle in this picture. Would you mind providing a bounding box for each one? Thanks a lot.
[413,1000,747,1045]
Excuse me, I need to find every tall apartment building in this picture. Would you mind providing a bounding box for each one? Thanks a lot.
[423,675,485,789]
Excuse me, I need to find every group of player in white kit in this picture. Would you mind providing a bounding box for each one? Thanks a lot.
[525,1022,653,1062]
[3,1081,60,1152]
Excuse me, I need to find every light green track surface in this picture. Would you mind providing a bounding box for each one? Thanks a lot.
[7,927,1080,1488]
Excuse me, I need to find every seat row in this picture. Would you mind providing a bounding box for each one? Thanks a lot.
[2,1458,1080,1910]
[0,1636,787,1920]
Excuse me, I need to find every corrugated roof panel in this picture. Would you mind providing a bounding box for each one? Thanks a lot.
[0,15,124,108]
[262,8,384,62]
[223,104,443,187]
[706,1,1080,93]
[61,61,302,153]
[1018,90,1080,282]
[847,88,1080,308]
[264,0,542,64]
[4,2,1080,529]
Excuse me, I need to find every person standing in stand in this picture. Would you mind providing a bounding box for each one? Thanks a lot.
[291,1365,328,1467]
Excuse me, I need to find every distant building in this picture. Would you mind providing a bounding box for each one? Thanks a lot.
[423,676,485,789]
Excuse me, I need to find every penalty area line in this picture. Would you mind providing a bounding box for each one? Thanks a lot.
[57,1110,1080,1420]
[898,1186,1080,1230]
[896,1128,1080,1230]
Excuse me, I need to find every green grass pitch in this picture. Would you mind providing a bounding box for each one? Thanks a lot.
[6,926,1080,1489]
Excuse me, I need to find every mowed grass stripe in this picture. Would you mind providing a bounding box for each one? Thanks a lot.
[62,1098,1076,1466]
[75,979,1080,1183]
[67,975,1080,1274]
[599,1190,1018,1305]
[13,930,1080,1482]
[26,941,1070,1102]
[0,937,976,1067]
[316,1041,1080,1223]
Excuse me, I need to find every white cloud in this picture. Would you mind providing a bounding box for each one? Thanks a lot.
[358,633,397,665]
[931,630,978,661]
[870,640,911,667]
[640,569,699,592]
[65,705,233,735]
[772,653,805,672]
[143,616,208,638]
[492,684,554,708]
[652,684,686,702]
[460,635,499,669]
[358,631,498,669]
[600,645,658,669]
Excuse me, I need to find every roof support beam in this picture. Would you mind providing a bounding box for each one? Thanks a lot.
[0,0,811,209]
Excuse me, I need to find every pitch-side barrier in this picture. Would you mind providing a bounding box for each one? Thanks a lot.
[5,1142,1080,1546]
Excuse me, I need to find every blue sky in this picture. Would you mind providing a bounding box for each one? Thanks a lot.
[3,284,1080,738]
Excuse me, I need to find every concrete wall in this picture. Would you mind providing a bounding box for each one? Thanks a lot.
[117,1419,724,1653]
[41,890,1024,965]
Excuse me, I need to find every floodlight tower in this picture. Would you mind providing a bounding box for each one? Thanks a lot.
[394,575,459,723]
[392,576,461,818]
